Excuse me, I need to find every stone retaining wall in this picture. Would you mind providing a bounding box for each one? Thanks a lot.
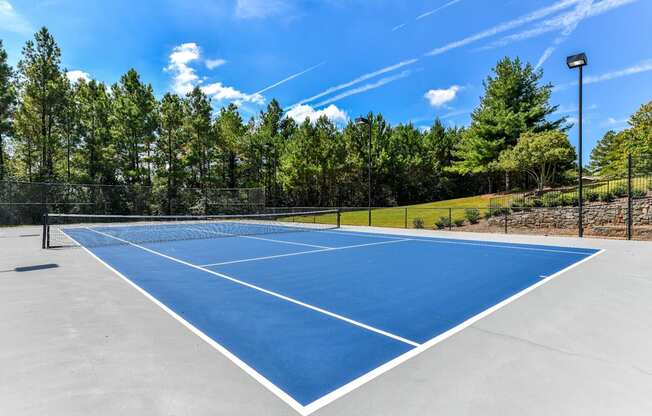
[487,197,652,229]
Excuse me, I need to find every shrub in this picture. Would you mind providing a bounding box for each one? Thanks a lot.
[541,192,560,207]
[632,188,648,198]
[584,190,599,202]
[561,193,579,206]
[465,208,481,224]
[453,218,465,227]
[598,191,615,203]
[532,198,543,207]
[412,217,424,229]
[435,216,451,229]
[612,184,627,198]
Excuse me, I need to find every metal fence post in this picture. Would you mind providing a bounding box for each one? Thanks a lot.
[448,208,452,231]
[404,207,408,228]
[627,153,633,240]
[504,209,508,234]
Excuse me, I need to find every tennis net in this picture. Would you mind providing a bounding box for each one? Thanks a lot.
[43,210,340,248]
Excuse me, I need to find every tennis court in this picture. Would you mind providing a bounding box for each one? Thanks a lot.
[40,211,601,415]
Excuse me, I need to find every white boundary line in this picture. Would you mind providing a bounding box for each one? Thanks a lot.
[61,231,307,415]
[195,227,334,250]
[62,227,605,416]
[200,238,411,267]
[322,229,594,255]
[300,247,606,414]
[84,227,419,348]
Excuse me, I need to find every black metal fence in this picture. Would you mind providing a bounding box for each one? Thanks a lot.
[266,201,652,241]
[490,154,652,210]
[0,181,265,226]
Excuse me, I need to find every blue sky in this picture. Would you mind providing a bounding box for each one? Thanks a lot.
[1,0,651,161]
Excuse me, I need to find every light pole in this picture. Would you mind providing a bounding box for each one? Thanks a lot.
[356,116,372,226]
[567,53,588,238]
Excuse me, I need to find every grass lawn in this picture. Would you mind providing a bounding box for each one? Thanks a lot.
[288,195,494,230]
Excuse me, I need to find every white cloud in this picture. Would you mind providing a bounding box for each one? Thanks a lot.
[166,42,201,95]
[556,59,652,90]
[66,70,91,84]
[286,104,348,124]
[205,58,227,70]
[416,0,463,20]
[0,0,32,34]
[255,62,325,95]
[441,108,470,119]
[202,82,264,105]
[424,85,460,108]
[290,58,418,108]
[313,70,412,107]
[538,0,595,68]
[601,116,628,127]
[489,0,636,53]
[235,0,289,19]
[425,0,583,56]
[584,59,652,84]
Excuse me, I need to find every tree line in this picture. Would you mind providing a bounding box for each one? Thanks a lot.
[589,102,652,177]
[1,27,647,211]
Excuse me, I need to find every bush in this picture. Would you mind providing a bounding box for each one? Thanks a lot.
[434,216,451,229]
[453,218,465,227]
[531,198,544,207]
[464,208,481,224]
[541,192,560,207]
[558,193,577,206]
[612,184,627,198]
[632,188,648,198]
[412,217,425,229]
[584,190,599,202]
[598,191,615,203]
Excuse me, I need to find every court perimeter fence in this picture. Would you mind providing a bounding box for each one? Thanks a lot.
[264,199,652,241]
[4,151,652,241]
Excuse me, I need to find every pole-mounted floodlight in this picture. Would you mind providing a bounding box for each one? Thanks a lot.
[355,116,373,227]
[566,52,587,238]
[566,53,587,69]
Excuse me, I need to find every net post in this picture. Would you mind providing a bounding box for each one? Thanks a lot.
[336,209,341,228]
[42,212,49,249]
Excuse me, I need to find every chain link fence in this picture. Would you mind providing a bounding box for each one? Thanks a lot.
[0,181,265,226]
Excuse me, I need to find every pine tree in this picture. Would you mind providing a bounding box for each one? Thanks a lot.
[452,57,564,192]
[110,69,157,184]
[76,79,115,183]
[14,27,67,181]
[158,93,187,213]
[0,40,16,180]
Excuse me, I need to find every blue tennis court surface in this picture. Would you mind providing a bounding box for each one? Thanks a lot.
[63,225,599,413]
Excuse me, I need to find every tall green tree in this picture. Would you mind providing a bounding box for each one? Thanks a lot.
[452,57,564,192]
[76,79,115,183]
[58,76,79,181]
[157,93,187,213]
[110,69,158,184]
[14,27,67,181]
[0,40,16,180]
[588,100,652,177]
[184,87,213,189]
[215,103,244,188]
[499,130,576,192]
